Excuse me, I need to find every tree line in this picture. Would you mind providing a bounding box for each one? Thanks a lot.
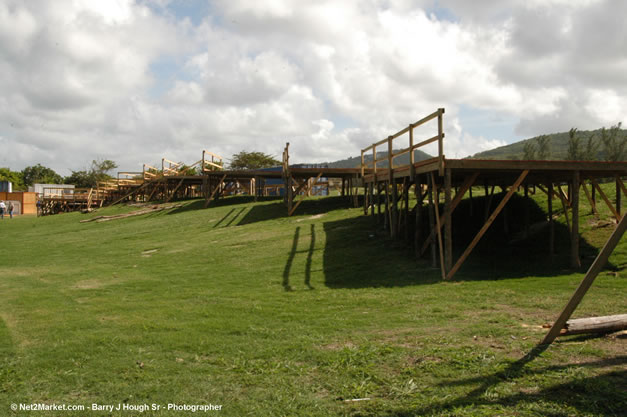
[0,159,118,191]
[523,123,626,161]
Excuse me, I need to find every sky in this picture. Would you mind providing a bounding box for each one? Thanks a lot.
[1,0,625,175]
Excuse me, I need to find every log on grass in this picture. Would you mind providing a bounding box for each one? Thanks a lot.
[556,314,627,336]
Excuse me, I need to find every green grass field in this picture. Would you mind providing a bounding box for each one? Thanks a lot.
[0,185,625,416]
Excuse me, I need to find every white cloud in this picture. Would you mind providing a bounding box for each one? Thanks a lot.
[1,0,625,175]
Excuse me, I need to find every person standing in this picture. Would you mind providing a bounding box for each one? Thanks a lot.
[0,200,5,220]
[8,201,14,219]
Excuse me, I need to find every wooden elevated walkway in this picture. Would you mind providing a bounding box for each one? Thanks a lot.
[359,108,627,280]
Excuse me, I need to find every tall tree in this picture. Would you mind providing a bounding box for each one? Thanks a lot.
[582,133,600,160]
[536,135,551,159]
[0,168,25,190]
[522,141,537,160]
[567,128,583,160]
[600,123,626,162]
[21,164,63,186]
[64,159,118,188]
[230,151,280,170]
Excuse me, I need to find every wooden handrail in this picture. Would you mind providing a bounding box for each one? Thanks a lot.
[360,108,445,178]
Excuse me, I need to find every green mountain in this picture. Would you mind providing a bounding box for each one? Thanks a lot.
[471,128,627,160]
[325,149,432,168]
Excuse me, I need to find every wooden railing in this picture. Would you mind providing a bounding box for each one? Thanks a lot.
[201,150,224,172]
[361,108,445,179]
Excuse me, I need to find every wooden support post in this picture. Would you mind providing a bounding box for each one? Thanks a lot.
[391,178,398,239]
[431,173,446,279]
[427,178,437,268]
[542,213,627,345]
[591,179,620,221]
[437,108,445,176]
[571,171,581,268]
[204,174,227,208]
[409,124,415,181]
[420,172,479,256]
[376,182,381,224]
[384,182,390,232]
[548,181,555,255]
[444,168,453,274]
[404,178,410,241]
[617,176,627,198]
[617,176,622,217]
[524,184,530,238]
[164,179,185,204]
[415,176,422,259]
[581,180,598,216]
[446,170,529,280]
[557,185,571,233]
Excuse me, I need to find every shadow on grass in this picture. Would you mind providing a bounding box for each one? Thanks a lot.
[445,193,610,280]
[283,224,317,291]
[319,193,613,288]
[384,350,627,416]
[164,196,282,216]
[322,215,441,289]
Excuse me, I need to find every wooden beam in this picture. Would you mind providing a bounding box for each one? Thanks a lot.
[204,174,227,208]
[164,178,185,204]
[571,171,581,268]
[548,182,555,255]
[591,179,620,220]
[420,172,479,255]
[581,180,598,215]
[541,213,627,345]
[617,176,627,198]
[110,181,151,206]
[427,180,437,267]
[289,172,323,216]
[444,168,452,273]
[446,170,529,280]
[431,173,446,279]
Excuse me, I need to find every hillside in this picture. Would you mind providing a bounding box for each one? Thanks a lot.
[325,149,432,168]
[471,128,627,160]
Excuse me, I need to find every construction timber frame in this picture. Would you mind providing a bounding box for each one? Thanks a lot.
[51,107,625,285]
[360,108,627,280]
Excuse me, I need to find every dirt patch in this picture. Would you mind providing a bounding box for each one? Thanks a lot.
[73,280,105,290]
[296,213,326,222]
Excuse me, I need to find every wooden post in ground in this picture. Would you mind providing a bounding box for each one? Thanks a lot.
[542,213,627,345]
[376,182,381,223]
[391,179,398,239]
[548,181,555,255]
[581,180,598,215]
[404,178,410,241]
[444,168,453,274]
[431,173,446,279]
[617,176,622,218]
[384,182,390,232]
[415,175,423,259]
[524,184,530,238]
[427,179,437,268]
[571,171,581,268]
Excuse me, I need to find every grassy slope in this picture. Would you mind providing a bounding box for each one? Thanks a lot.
[470,128,627,160]
[0,187,625,416]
